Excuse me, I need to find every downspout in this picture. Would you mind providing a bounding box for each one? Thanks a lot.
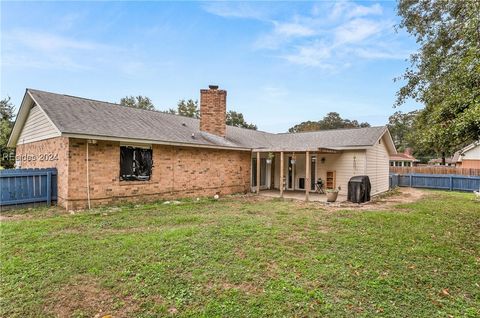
[172,146,176,194]
[86,141,92,210]
[364,150,368,175]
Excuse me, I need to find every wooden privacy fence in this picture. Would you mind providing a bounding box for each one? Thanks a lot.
[390,173,480,192]
[390,166,480,176]
[0,168,58,208]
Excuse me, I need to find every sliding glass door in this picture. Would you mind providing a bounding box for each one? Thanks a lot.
[310,156,317,191]
[251,158,267,187]
[287,156,294,190]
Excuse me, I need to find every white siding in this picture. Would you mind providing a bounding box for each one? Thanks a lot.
[295,154,306,189]
[17,105,59,145]
[316,150,366,195]
[365,135,390,195]
[462,144,480,160]
[268,143,390,196]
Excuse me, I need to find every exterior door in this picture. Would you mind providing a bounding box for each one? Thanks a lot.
[310,156,317,191]
[252,158,267,188]
[287,156,295,190]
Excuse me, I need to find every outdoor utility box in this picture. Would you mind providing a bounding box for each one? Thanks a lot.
[347,176,371,203]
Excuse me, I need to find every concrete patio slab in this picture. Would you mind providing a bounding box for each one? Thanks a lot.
[258,189,347,203]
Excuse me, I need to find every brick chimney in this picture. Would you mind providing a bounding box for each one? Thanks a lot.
[404,148,413,156]
[200,85,226,137]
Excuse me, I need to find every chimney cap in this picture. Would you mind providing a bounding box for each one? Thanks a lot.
[209,85,219,90]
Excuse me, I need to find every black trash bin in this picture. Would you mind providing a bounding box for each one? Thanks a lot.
[347,176,371,203]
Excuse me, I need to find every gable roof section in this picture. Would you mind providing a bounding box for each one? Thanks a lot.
[7,90,61,147]
[17,104,60,144]
[460,140,480,154]
[455,140,480,162]
[8,89,396,154]
[390,153,418,161]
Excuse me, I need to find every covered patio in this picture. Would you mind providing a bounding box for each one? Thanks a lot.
[251,148,343,202]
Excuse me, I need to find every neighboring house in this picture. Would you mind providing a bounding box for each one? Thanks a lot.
[428,141,480,168]
[389,148,418,167]
[8,86,396,210]
[455,141,480,168]
[428,156,459,167]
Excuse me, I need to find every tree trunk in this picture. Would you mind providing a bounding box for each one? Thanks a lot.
[441,151,446,166]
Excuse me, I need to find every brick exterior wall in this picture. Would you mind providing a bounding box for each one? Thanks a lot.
[200,86,226,137]
[16,138,251,210]
[15,137,70,207]
[67,139,251,209]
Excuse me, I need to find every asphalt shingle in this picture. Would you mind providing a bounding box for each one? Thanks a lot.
[28,89,387,151]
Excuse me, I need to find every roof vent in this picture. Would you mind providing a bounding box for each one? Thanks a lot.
[182,123,187,127]
[191,133,195,139]
[209,85,219,90]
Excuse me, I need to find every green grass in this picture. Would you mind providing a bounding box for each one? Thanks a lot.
[1,191,479,317]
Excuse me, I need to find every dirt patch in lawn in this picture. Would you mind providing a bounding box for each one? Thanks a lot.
[289,187,427,212]
[44,276,149,318]
[373,187,426,204]
[330,187,427,211]
[0,206,67,222]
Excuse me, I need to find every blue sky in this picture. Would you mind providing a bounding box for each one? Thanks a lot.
[1,1,420,132]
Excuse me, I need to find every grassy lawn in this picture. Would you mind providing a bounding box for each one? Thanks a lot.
[1,191,479,317]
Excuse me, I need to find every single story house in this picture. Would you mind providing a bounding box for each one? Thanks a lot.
[428,141,480,168]
[428,155,460,167]
[389,148,418,167]
[8,86,396,210]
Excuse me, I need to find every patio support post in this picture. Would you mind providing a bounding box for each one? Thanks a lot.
[280,152,284,197]
[256,151,261,194]
[305,151,310,201]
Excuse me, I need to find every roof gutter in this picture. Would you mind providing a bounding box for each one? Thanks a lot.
[62,133,252,152]
[251,146,372,152]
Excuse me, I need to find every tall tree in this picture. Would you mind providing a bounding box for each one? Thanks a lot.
[226,111,257,130]
[167,99,258,130]
[395,0,480,164]
[167,99,200,118]
[387,110,418,152]
[387,110,435,161]
[1,97,15,168]
[120,96,155,111]
[288,112,370,133]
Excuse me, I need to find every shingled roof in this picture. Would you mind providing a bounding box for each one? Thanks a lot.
[9,89,395,153]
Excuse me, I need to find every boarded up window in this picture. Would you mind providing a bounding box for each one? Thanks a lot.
[120,146,153,181]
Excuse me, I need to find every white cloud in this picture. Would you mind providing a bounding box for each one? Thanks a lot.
[204,1,408,71]
[4,30,99,52]
[275,22,315,37]
[334,18,383,44]
[0,29,149,76]
[284,42,334,69]
[202,2,270,20]
[1,30,99,71]
[272,4,406,69]
[203,1,411,70]
[255,21,316,49]
[329,1,383,20]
